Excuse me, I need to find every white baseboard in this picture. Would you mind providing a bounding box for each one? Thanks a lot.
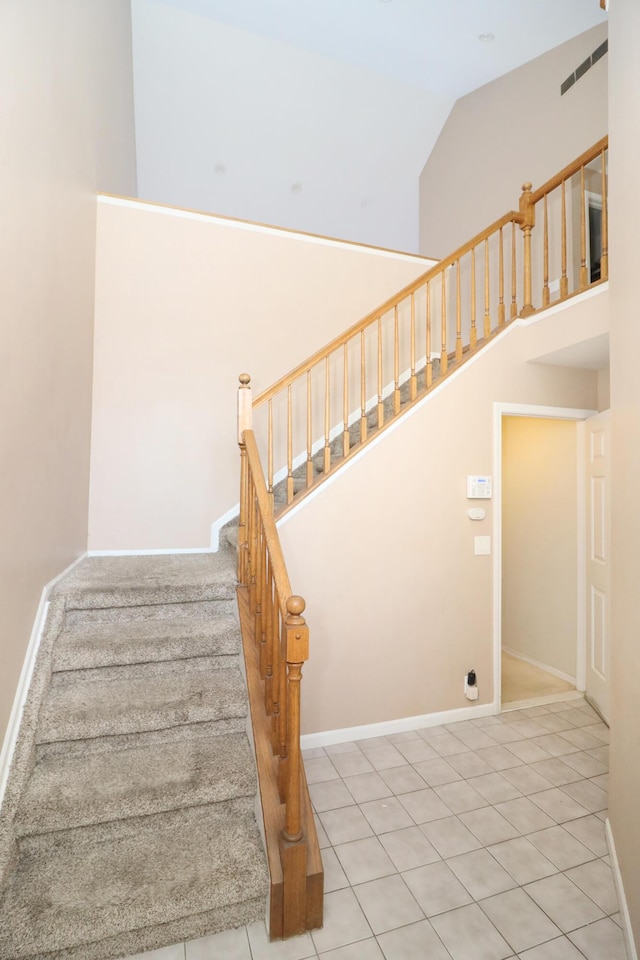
[0,552,87,810]
[606,818,638,960]
[87,547,215,556]
[502,690,584,712]
[210,503,240,551]
[502,645,577,686]
[300,702,496,750]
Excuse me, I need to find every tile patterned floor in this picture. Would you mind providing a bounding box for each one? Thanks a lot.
[126,697,626,960]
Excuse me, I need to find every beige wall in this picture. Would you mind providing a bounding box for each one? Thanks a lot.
[0,2,137,744]
[502,417,578,678]
[279,291,606,735]
[607,0,640,947]
[89,201,433,550]
[419,23,608,257]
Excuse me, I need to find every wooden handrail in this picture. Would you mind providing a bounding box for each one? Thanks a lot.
[247,136,609,520]
[253,210,523,408]
[530,136,608,204]
[236,381,322,939]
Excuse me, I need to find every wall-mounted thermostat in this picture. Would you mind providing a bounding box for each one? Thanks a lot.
[467,475,492,499]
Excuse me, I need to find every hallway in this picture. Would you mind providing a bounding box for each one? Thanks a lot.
[126,696,622,960]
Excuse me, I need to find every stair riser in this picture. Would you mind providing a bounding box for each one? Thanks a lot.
[52,653,240,686]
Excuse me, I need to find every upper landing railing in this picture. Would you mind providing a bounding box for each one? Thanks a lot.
[248,136,608,518]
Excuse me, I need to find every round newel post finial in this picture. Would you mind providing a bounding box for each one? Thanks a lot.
[522,182,532,193]
[239,373,251,386]
[286,595,306,618]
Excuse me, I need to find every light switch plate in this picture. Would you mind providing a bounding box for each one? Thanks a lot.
[474,536,491,555]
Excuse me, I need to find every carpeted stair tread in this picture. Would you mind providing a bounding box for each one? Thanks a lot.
[53,612,241,671]
[0,801,269,960]
[37,664,248,744]
[15,732,257,837]
[53,553,236,609]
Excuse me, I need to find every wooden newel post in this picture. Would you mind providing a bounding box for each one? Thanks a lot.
[519,182,536,317]
[237,374,252,585]
[282,595,309,843]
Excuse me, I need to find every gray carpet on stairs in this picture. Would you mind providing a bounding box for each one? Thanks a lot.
[0,551,268,960]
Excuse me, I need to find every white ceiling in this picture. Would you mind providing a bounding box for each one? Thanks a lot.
[160,0,607,99]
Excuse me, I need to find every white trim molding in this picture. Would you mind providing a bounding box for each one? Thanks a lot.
[300,703,496,750]
[501,646,577,687]
[0,552,87,809]
[606,818,638,960]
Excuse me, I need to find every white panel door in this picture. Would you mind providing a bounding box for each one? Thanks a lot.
[585,411,610,722]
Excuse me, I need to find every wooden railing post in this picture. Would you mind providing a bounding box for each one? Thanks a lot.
[519,182,536,317]
[278,595,310,937]
[237,374,252,584]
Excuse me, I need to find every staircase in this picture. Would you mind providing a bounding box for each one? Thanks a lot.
[0,550,268,960]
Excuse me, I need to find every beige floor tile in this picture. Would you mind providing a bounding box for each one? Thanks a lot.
[329,751,375,778]
[324,741,361,756]
[420,815,483,858]
[432,780,489,814]
[333,836,396,886]
[376,919,452,960]
[310,888,372,955]
[526,825,596,870]
[503,740,551,764]
[559,779,607,814]
[430,902,512,960]
[529,734,580,758]
[518,936,586,959]
[499,765,553,796]
[524,873,604,933]
[446,848,517,899]
[479,887,561,954]
[429,733,469,756]
[397,787,452,824]
[309,779,357,813]
[565,858,619,914]
[445,751,494,779]
[319,806,374,845]
[353,874,424,934]
[563,814,608,856]
[247,922,316,960]
[359,796,415,834]
[342,772,393,804]
[378,764,428,796]
[488,836,557,884]
[321,847,350,893]
[393,739,439,763]
[412,757,463,786]
[528,787,590,824]
[467,772,523,804]
[378,825,441,871]
[363,746,407,771]
[401,861,473,917]
[304,757,340,783]
[186,926,250,960]
[473,745,524,772]
[527,759,583,787]
[319,938,383,959]
[567,917,628,960]
[458,807,520,846]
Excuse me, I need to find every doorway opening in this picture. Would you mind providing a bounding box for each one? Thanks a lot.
[493,403,598,713]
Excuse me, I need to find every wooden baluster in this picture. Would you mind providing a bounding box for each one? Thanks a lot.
[470,247,477,350]
[248,479,257,615]
[277,605,288,799]
[360,329,367,443]
[377,317,384,428]
[393,305,401,415]
[343,343,350,458]
[305,371,313,489]
[286,385,294,503]
[255,522,264,666]
[237,373,252,583]
[324,358,331,473]
[580,165,588,289]
[267,399,274,513]
[264,559,274,715]
[271,600,281,751]
[511,220,518,318]
[561,181,569,298]
[410,293,417,401]
[543,193,550,307]
[440,270,448,374]
[499,226,506,325]
[279,593,310,937]
[601,148,609,281]
[426,281,433,388]
[455,260,462,362]
[484,236,491,338]
[519,182,535,316]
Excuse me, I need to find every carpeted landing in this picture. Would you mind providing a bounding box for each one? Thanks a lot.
[0,551,268,960]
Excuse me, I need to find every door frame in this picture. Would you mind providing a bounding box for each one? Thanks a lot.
[492,402,598,713]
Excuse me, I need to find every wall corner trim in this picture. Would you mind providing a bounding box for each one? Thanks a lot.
[300,702,496,750]
[606,818,639,960]
[0,552,88,811]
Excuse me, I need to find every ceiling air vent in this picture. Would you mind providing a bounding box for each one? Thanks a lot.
[561,39,608,95]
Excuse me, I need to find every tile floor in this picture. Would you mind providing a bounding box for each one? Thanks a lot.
[126,697,626,960]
